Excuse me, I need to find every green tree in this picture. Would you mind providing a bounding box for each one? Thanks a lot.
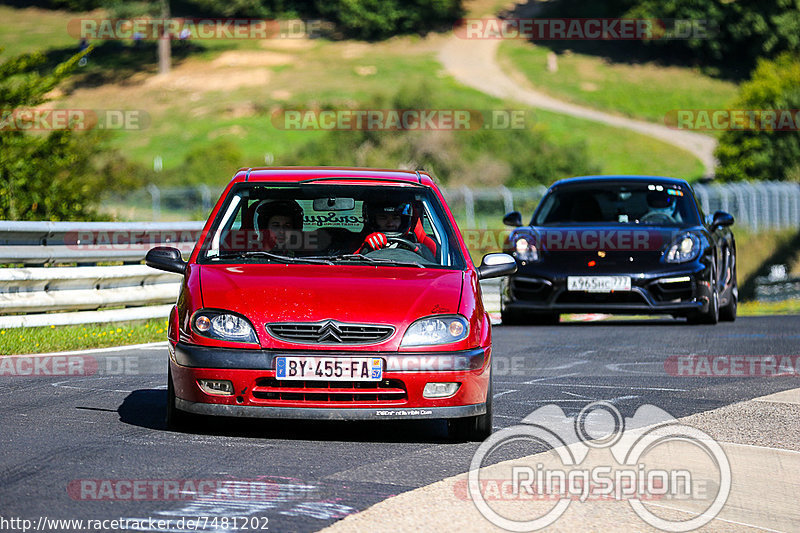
[0,47,127,220]
[626,0,800,73]
[715,53,800,182]
[315,0,464,40]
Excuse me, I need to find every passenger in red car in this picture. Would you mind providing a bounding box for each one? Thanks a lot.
[253,200,305,255]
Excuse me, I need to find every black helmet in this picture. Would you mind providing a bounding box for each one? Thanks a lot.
[363,200,413,237]
[253,200,304,231]
[646,190,675,209]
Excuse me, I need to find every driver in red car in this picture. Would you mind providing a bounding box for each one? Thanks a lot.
[358,200,437,260]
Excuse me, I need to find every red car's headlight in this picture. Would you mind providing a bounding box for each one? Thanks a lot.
[400,315,469,347]
[191,310,259,344]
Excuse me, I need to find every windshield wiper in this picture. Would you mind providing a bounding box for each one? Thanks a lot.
[211,251,334,265]
[306,253,426,268]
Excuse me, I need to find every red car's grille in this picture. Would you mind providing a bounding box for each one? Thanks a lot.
[251,378,407,404]
[266,320,394,345]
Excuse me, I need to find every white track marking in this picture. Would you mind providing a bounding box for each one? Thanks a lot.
[534,383,688,391]
[11,341,168,358]
[562,391,592,399]
[521,372,580,384]
[605,361,666,375]
[535,359,590,371]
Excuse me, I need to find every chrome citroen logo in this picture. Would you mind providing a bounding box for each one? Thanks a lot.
[317,321,343,343]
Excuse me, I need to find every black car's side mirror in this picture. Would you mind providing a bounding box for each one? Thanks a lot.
[710,211,734,230]
[477,253,517,280]
[503,211,523,227]
[145,246,187,274]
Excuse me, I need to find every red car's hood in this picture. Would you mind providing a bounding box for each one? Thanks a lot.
[198,264,464,348]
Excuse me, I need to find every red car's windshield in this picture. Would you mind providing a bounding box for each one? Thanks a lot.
[198,183,467,269]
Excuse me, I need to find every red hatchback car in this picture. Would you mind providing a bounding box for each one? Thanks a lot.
[146,167,516,440]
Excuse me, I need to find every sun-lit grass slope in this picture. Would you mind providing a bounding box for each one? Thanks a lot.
[499,40,738,127]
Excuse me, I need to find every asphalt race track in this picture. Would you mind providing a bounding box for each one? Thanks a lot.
[1,315,798,532]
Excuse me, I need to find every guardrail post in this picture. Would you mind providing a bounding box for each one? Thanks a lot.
[694,185,710,215]
[147,184,161,222]
[199,184,212,214]
[461,186,475,228]
[499,186,514,214]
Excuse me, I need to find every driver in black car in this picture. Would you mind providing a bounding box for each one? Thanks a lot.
[644,190,678,222]
[357,200,436,261]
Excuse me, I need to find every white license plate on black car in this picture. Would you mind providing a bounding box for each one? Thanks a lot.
[567,276,632,293]
[275,357,383,381]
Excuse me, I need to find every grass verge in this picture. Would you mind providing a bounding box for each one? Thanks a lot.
[498,40,738,129]
[0,319,167,356]
[0,5,711,187]
[738,300,800,317]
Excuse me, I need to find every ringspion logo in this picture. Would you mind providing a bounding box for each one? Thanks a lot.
[468,402,730,531]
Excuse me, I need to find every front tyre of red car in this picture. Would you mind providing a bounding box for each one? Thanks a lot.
[166,366,200,431]
[448,369,493,442]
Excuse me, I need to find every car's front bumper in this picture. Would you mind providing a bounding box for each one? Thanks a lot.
[176,399,485,420]
[169,343,491,420]
[502,261,713,316]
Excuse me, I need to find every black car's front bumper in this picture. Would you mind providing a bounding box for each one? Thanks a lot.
[502,261,713,316]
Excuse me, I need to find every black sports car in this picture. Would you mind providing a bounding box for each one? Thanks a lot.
[500,175,737,325]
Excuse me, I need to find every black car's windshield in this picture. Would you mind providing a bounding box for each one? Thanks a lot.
[198,183,466,269]
[533,181,700,226]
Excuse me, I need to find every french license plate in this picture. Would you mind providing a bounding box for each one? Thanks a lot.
[275,357,383,381]
[567,276,631,293]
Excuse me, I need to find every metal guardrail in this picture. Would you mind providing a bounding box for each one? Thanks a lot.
[0,221,204,265]
[0,222,200,328]
[3,180,798,328]
[128,182,800,232]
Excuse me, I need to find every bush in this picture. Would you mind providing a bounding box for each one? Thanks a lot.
[626,0,800,74]
[0,46,141,221]
[316,0,463,40]
[280,85,597,187]
[715,53,800,182]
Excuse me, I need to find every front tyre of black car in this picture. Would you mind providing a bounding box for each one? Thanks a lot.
[719,280,737,322]
[687,282,719,325]
[500,307,528,325]
[501,307,559,325]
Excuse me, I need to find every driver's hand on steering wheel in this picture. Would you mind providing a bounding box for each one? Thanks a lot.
[361,232,388,252]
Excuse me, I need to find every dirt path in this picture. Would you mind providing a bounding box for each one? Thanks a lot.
[438,36,718,177]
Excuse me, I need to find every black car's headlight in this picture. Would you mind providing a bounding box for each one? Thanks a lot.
[191,310,259,344]
[513,236,540,262]
[664,232,701,263]
[401,315,469,347]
